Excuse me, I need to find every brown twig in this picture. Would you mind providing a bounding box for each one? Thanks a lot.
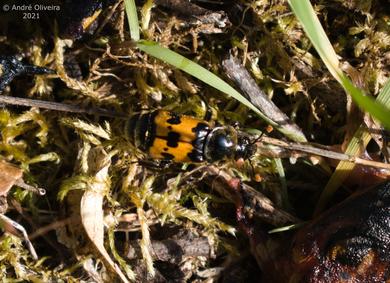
[0,95,127,118]
[29,217,76,240]
[125,237,211,263]
[204,166,299,226]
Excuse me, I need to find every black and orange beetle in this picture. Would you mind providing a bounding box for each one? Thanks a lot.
[125,110,256,163]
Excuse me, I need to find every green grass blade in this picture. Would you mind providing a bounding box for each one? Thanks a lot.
[340,75,390,128]
[288,0,340,77]
[137,40,306,142]
[124,0,140,41]
[288,0,390,129]
[274,158,289,208]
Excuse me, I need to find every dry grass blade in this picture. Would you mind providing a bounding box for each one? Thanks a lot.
[0,96,125,118]
[222,56,307,142]
[258,136,390,170]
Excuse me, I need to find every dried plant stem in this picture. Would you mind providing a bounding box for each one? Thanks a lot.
[0,95,125,118]
[259,136,390,170]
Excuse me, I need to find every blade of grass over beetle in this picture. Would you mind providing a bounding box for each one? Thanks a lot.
[136,40,307,142]
[124,0,140,41]
[288,0,390,129]
[315,78,390,215]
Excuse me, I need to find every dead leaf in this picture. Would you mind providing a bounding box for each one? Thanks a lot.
[0,214,38,260]
[0,160,23,196]
[0,160,46,197]
[80,146,130,283]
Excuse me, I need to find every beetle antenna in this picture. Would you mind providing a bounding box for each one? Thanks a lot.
[250,131,264,146]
